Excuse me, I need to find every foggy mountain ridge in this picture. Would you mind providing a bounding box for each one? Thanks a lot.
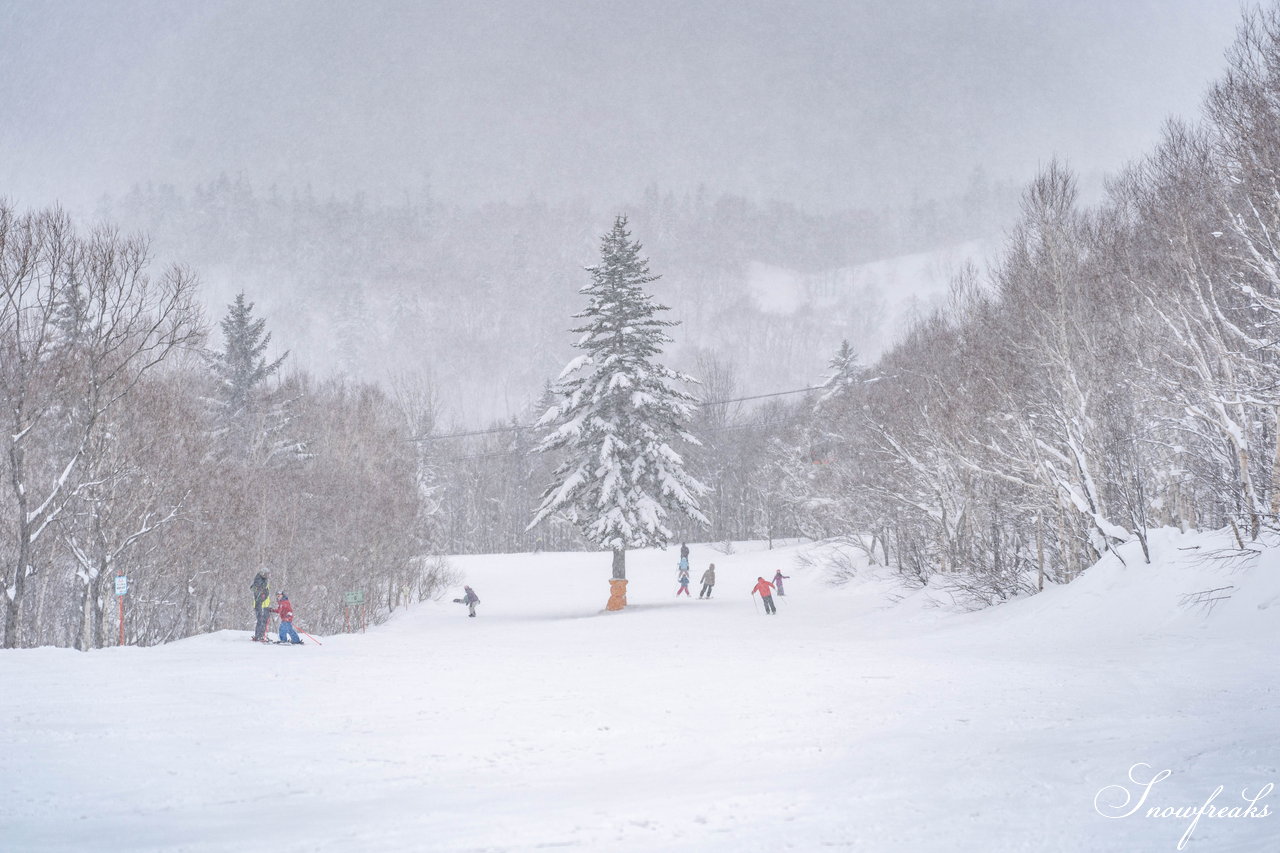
[98,175,1014,427]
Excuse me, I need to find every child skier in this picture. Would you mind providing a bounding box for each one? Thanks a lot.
[677,564,691,596]
[250,571,270,641]
[272,592,303,644]
[698,564,716,599]
[751,576,777,615]
[772,569,791,596]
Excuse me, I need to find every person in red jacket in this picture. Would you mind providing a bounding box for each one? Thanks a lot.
[751,576,777,615]
[271,592,303,644]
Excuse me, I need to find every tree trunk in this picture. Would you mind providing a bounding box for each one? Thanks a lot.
[1270,404,1280,524]
[1057,503,1073,581]
[606,549,627,611]
[92,570,109,648]
[1036,517,1045,592]
[4,443,32,649]
[76,578,93,651]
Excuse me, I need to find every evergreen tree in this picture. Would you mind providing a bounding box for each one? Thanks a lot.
[530,216,708,609]
[817,339,863,408]
[206,292,289,453]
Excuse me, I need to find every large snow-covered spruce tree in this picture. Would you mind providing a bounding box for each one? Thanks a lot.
[530,216,707,610]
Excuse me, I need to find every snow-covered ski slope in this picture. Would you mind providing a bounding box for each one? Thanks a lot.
[2,529,1277,852]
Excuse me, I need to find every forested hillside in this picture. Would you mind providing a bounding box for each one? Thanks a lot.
[793,9,1280,605]
[101,172,1017,423]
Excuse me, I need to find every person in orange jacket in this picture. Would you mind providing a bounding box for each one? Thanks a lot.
[751,576,777,615]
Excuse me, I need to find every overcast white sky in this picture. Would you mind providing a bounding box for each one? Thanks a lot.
[0,0,1249,213]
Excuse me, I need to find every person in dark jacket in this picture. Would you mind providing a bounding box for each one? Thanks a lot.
[698,564,716,599]
[772,569,791,596]
[250,571,270,640]
[751,576,777,615]
[272,592,303,644]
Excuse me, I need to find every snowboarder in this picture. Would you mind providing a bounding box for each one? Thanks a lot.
[751,576,777,615]
[698,563,716,599]
[773,569,791,596]
[454,585,480,617]
[677,564,691,596]
[271,592,303,644]
[250,571,270,641]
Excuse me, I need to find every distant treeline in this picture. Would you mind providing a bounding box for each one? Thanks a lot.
[100,169,1019,423]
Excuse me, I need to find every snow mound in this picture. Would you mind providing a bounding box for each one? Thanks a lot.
[941,527,1280,644]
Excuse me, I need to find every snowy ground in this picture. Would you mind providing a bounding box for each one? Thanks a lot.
[2,530,1277,852]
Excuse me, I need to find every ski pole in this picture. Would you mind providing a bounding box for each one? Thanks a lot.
[297,627,323,646]
[751,592,759,614]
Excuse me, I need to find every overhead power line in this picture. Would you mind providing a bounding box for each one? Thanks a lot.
[405,385,824,443]
[448,415,807,462]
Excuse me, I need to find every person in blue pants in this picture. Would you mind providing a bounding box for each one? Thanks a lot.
[272,592,303,644]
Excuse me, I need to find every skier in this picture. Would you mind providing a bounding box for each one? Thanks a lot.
[751,576,777,615]
[250,571,270,641]
[698,563,716,599]
[772,569,791,596]
[272,592,303,644]
[456,585,480,617]
[680,542,690,563]
[677,564,691,596]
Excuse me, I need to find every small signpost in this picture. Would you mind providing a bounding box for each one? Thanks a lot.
[344,590,366,633]
[114,573,128,646]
